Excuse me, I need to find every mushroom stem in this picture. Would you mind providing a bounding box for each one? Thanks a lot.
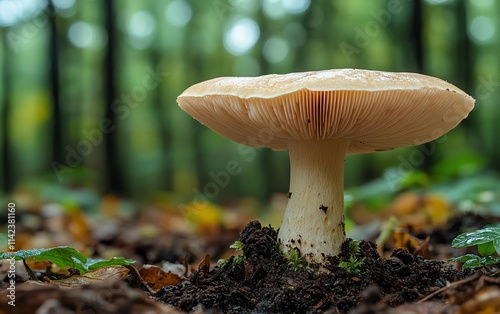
[279,138,351,263]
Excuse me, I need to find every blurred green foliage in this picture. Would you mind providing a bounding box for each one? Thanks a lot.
[0,0,499,210]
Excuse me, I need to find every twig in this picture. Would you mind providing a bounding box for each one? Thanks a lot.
[418,272,482,303]
[128,264,156,294]
[22,258,38,280]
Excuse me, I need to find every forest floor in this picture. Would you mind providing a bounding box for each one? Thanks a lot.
[1,194,499,313]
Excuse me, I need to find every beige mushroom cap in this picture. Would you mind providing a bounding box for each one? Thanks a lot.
[177,69,475,153]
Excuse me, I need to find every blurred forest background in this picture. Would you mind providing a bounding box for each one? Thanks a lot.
[0,0,499,217]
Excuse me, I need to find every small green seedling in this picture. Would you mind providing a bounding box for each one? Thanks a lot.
[338,239,366,276]
[229,240,245,251]
[345,239,362,255]
[285,248,304,271]
[218,240,246,268]
[449,226,500,272]
[339,256,365,276]
[218,258,229,267]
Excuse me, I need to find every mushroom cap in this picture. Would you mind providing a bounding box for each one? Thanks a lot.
[177,69,475,153]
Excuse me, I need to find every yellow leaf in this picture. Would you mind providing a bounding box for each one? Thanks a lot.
[393,228,420,252]
[423,195,450,226]
[183,201,223,233]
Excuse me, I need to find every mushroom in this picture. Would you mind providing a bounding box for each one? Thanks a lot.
[177,69,475,264]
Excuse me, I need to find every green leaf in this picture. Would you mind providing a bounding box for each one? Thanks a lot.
[494,237,500,255]
[462,258,483,270]
[449,254,481,263]
[449,254,500,270]
[0,246,88,273]
[478,242,496,256]
[452,227,500,248]
[0,246,135,274]
[449,254,483,270]
[481,256,500,266]
[86,257,135,271]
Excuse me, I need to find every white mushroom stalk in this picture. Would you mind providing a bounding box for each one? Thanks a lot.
[279,139,350,263]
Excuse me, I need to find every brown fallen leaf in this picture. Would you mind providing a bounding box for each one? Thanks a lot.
[392,301,459,314]
[43,266,130,287]
[139,264,183,290]
[66,206,93,246]
[0,279,182,314]
[459,285,500,314]
[25,259,53,273]
[198,254,210,273]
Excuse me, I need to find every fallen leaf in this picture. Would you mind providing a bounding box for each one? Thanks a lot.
[139,264,183,290]
[389,192,419,216]
[394,301,459,314]
[101,194,121,218]
[184,202,223,234]
[66,205,93,246]
[0,278,183,314]
[47,266,130,287]
[162,262,186,278]
[459,286,500,314]
[423,195,451,226]
[393,228,421,253]
[198,254,210,273]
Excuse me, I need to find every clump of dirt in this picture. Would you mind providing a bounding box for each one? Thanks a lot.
[154,221,466,313]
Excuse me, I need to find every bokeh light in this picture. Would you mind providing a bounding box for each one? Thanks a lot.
[263,37,289,63]
[129,11,155,38]
[51,0,75,10]
[0,0,47,26]
[68,21,95,48]
[224,17,260,56]
[469,16,495,44]
[282,0,310,14]
[0,0,21,26]
[165,0,192,27]
[263,0,286,20]
[128,11,156,49]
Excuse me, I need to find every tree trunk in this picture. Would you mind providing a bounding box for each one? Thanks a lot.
[48,1,64,176]
[103,0,124,194]
[411,0,424,72]
[150,2,170,191]
[1,28,12,193]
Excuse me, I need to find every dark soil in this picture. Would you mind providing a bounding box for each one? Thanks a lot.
[154,221,468,313]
